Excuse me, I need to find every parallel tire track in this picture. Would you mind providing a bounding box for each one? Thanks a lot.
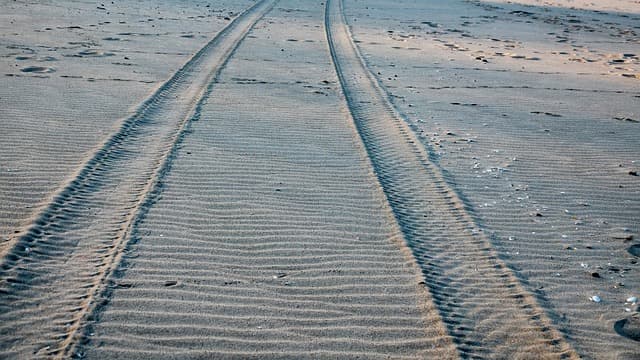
[0,1,275,358]
[80,1,458,357]
[325,0,579,358]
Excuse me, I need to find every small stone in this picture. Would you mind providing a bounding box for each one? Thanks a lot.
[164,280,178,287]
[627,296,638,304]
[590,295,601,303]
[591,272,601,278]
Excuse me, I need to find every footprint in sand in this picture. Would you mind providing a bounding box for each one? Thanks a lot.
[614,313,640,341]
[421,21,439,28]
[531,111,562,117]
[614,116,639,123]
[629,244,640,257]
[77,49,115,57]
[20,66,55,73]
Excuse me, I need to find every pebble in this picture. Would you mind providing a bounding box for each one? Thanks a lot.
[590,295,601,303]
[627,296,638,304]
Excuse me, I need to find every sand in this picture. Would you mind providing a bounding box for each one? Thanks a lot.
[0,0,638,358]
[0,0,253,255]
[344,0,639,357]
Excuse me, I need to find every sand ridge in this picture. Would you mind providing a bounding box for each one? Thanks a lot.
[0,0,638,358]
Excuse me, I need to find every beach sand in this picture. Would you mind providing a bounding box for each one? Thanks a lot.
[0,0,638,358]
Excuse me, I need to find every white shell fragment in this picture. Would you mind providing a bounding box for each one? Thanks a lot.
[590,295,601,303]
[626,296,638,304]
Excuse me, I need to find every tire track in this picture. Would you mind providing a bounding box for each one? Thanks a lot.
[80,1,458,358]
[325,0,579,357]
[0,1,275,358]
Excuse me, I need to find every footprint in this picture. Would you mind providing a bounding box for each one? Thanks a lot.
[77,49,115,57]
[20,66,55,73]
[629,244,640,257]
[531,111,562,117]
[614,314,639,341]
[421,21,439,28]
[614,116,639,123]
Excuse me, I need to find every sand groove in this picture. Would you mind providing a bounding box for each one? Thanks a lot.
[0,0,275,357]
[325,0,580,357]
